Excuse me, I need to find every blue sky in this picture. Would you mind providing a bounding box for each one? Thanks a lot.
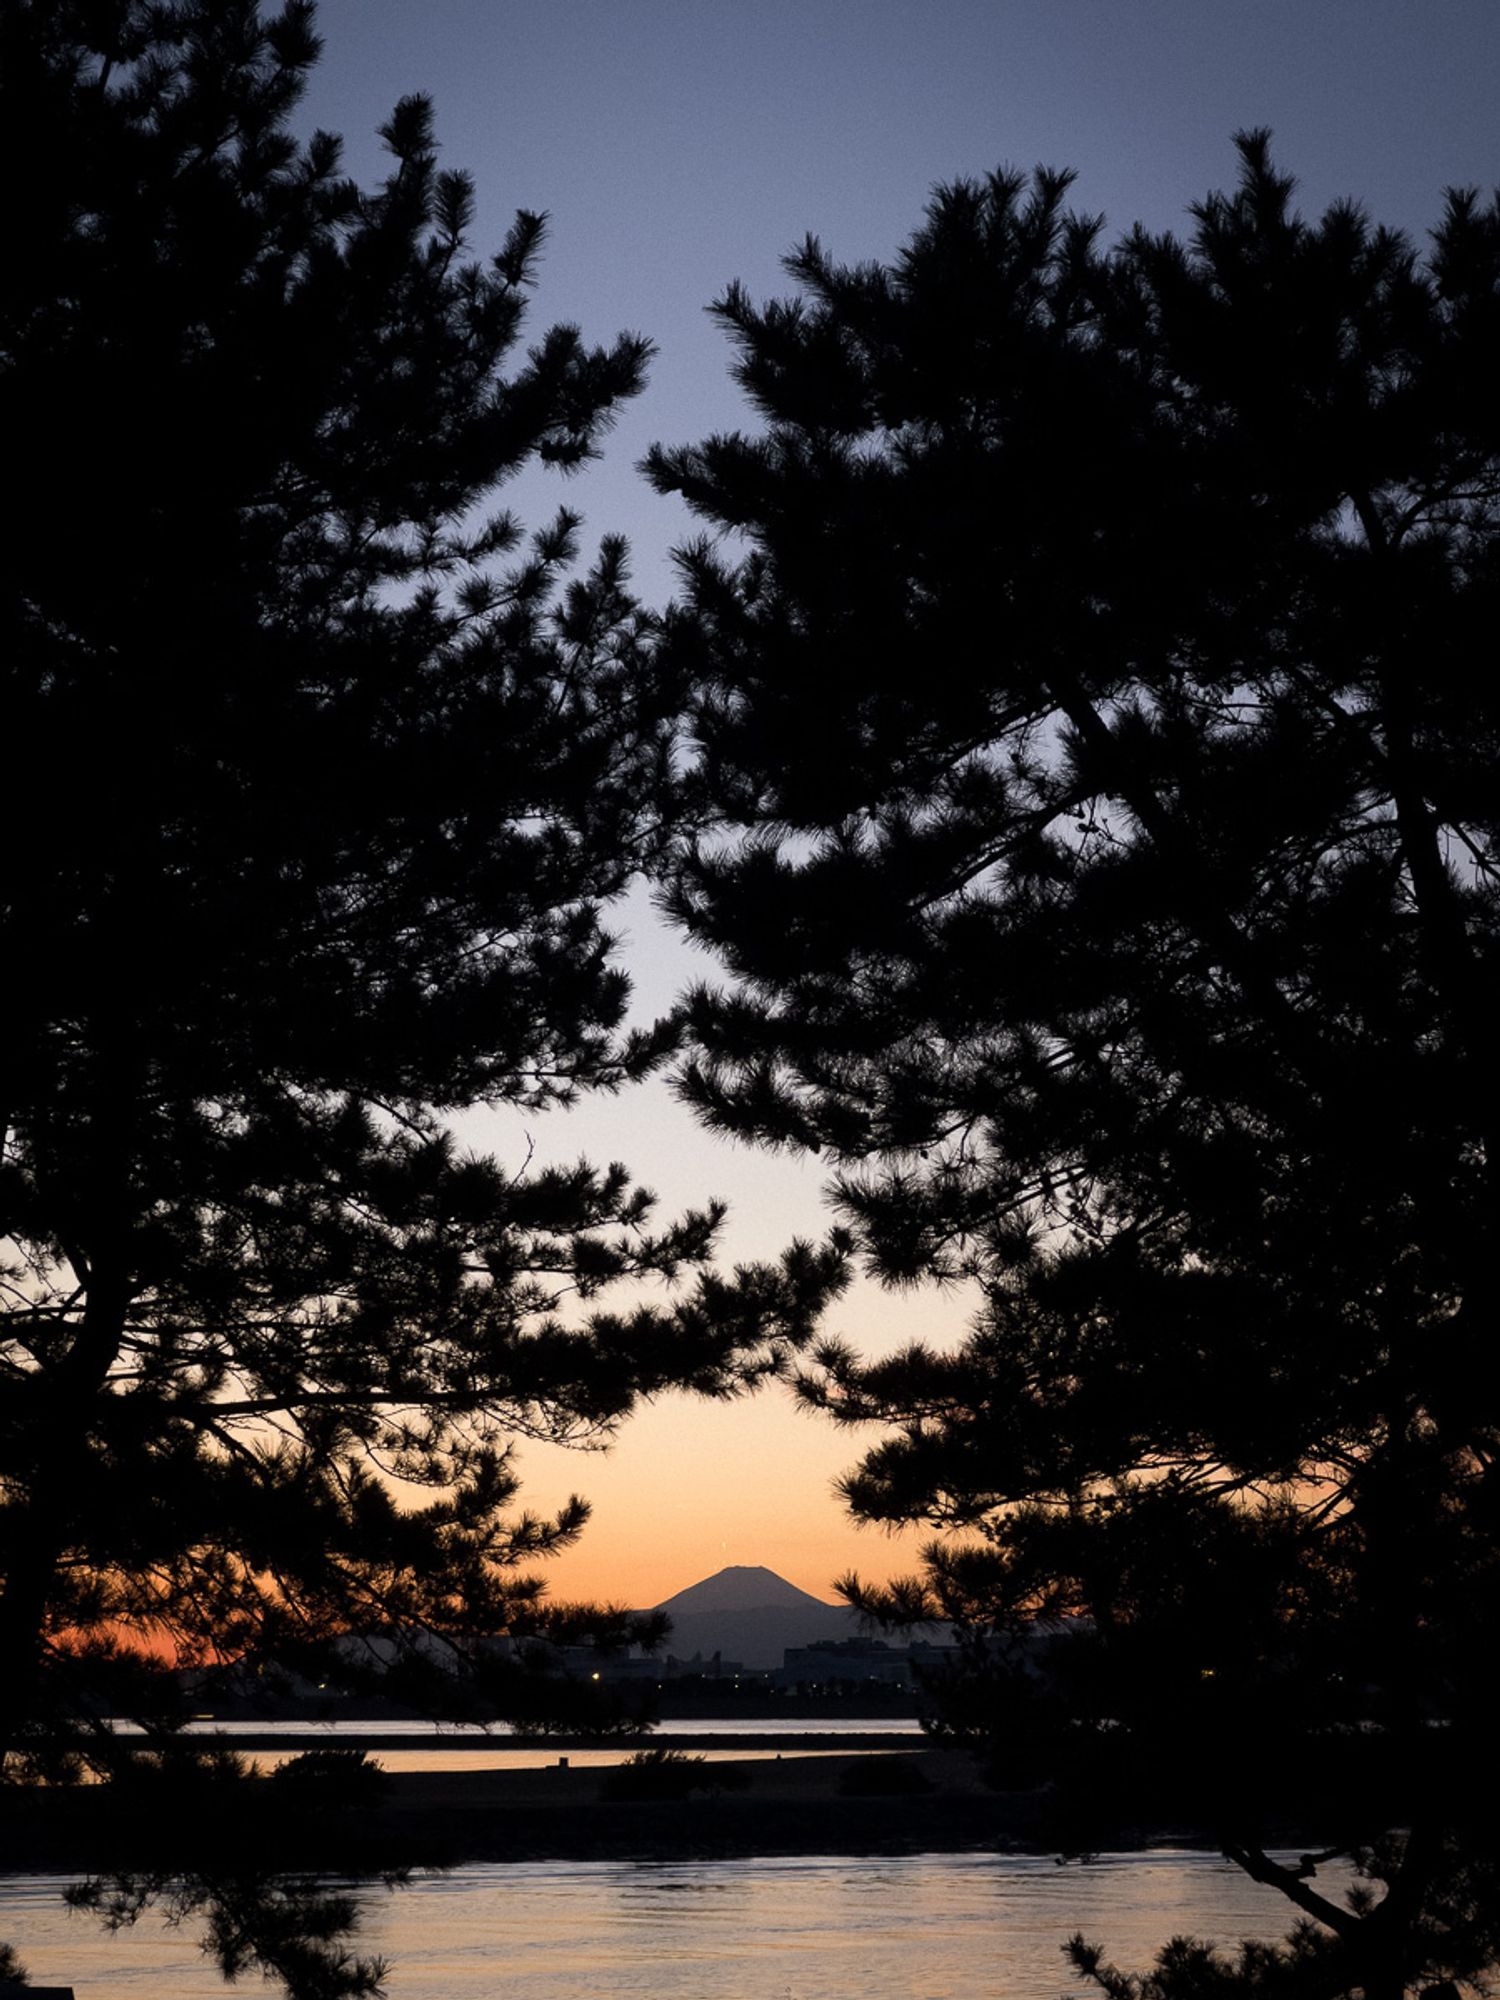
[301,1,1500,608]
[294,1,1499,1603]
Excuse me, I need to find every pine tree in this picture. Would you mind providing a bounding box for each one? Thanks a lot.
[646,137,1500,1995]
[0,5,844,1991]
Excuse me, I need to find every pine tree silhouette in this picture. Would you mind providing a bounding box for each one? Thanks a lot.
[647,135,1500,1995]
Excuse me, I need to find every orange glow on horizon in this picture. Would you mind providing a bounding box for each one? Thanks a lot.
[509,1379,931,1612]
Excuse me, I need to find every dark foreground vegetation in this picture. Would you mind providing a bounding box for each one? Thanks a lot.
[0,1749,1322,1876]
[0,2,844,1990]
[645,121,1500,2000]
[4,0,1497,1996]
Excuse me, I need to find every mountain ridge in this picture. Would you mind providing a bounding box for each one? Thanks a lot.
[646,1565,858,1669]
[652,1564,840,1616]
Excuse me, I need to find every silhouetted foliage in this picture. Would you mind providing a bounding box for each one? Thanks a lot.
[0,2,846,1991]
[68,1848,401,2000]
[647,136,1500,1995]
[599,1746,708,1800]
[269,1749,392,1808]
[15,1737,428,1993]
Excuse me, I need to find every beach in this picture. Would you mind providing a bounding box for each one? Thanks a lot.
[1,1749,1078,1875]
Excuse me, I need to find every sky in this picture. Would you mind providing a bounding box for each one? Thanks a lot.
[295,0,1499,1612]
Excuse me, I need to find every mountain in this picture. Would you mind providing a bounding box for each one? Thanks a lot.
[656,1565,836,1617]
[650,1565,860,1669]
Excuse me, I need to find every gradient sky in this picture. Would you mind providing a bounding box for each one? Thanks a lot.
[295,1,1498,1611]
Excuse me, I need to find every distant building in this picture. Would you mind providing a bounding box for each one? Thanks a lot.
[576,1648,749,1685]
[776,1636,959,1690]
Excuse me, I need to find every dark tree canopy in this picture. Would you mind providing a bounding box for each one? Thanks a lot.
[0,5,844,1989]
[648,137,1500,1996]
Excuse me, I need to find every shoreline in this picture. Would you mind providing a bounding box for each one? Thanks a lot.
[1,1751,1232,1875]
[151,1727,924,1755]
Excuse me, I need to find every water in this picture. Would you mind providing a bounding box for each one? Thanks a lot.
[165,1718,923,1739]
[1,1849,1349,1998]
[287,1746,892,1774]
[130,1715,926,1774]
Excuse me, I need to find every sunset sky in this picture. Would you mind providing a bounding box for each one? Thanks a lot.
[296,0,1499,1611]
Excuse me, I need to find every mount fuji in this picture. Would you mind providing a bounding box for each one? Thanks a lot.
[650,1565,860,1668]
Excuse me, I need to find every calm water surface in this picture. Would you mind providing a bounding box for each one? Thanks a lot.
[1,1850,1349,1998]
[132,1716,926,1773]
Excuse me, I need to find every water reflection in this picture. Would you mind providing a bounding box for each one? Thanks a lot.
[2,1850,1357,1999]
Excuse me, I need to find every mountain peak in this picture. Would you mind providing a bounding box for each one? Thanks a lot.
[653,1564,840,1615]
